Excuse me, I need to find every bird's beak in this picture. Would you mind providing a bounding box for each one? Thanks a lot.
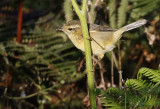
[56,27,63,31]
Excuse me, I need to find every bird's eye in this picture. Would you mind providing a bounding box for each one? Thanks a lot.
[68,28,73,31]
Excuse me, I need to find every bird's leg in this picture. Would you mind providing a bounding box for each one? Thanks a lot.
[77,57,86,72]
[98,54,104,61]
[92,55,98,89]
[92,55,106,90]
[83,81,90,107]
[97,61,106,90]
[92,55,97,69]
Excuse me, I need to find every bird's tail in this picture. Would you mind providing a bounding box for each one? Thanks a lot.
[113,19,147,43]
[121,19,147,32]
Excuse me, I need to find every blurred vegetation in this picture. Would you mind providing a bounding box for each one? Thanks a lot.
[0,0,160,108]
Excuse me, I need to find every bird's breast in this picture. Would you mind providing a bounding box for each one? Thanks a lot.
[69,35,85,51]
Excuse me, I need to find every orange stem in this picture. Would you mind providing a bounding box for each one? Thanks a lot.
[17,0,23,43]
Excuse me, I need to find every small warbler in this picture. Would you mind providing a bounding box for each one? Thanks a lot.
[57,19,147,59]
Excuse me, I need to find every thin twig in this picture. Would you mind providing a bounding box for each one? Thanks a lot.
[111,51,118,69]
[111,51,114,87]
[7,84,59,100]
[125,87,126,109]
[118,44,122,88]
[132,53,144,78]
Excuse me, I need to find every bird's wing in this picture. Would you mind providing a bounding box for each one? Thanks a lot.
[88,23,117,49]
[90,31,114,44]
[88,23,117,32]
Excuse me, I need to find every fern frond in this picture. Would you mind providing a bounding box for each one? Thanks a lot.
[98,67,160,108]
[130,0,160,18]
[63,0,73,22]
[98,88,124,109]
[125,79,147,90]
[137,67,160,83]
[118,0,128,28]
[108,0,116,28]
[144,95,158,108]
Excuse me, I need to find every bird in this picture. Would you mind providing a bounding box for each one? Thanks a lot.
[57,19,147,59]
